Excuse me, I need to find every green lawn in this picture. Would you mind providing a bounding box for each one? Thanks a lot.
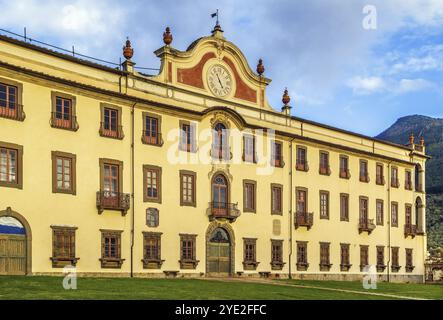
[0,276,441,300]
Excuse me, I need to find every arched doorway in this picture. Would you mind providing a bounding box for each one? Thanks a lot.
[0,208,31,275]
[207,227,232,276]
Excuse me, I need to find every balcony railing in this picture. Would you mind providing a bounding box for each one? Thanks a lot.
[50,112,79,131]
[358,219,376,234]
[359,173,370,183]
[296,161,309,172]
[99,122,124,139]
[271,157,284,168]
[207,202,240,221]
[96,191,130,216]
[339,169,351,179]
[376,175,385,185]
[294,211,314,230]
[404,224,416,238]
[142,131,163,146]
[319,166,331,176]
[0,102,25,121]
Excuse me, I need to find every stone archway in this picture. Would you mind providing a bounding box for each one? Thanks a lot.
[0,207,32,275]
[206,221,235,277]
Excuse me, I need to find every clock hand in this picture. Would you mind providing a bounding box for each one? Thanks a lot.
[216,73,224,89]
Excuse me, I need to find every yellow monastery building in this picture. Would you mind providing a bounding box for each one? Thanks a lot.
[0,24,428,282]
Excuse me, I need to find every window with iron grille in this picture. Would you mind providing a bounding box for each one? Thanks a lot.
[271,240,283,264]
[340,193,349,221]
[320,242,330,267]
[340,244,350,266]
[180,234,196,261]
[319,191,329,219]
[376,199,384,225]
[244,238,257,263]
[102,232,121,259]
[143,232,161,261]
[297,241,308,265]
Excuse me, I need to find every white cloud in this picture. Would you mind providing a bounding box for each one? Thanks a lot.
[396,78,434,94]
[347,76,385,94]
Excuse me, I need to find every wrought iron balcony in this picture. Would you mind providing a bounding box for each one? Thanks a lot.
[319,166,331,176]
[50,112,79,131]
[294,211,314,230]
[404,224,417,238]
[207,202,240,221]
[0,101,25,121]
[96,191,130,216]
[358,219,376,234]
[99,122,124,139]
[339,169,351,179]
[296,161,309,172]
[359,173,370,183]
[142,131,163,146]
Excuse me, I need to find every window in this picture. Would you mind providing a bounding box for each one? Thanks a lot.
[179,234,198,269]
[296,189,307,213]
[271,184,283,215]
[405,248,414,272]
[359,160,369,182]
[212,123,229,160]
[319,191,329,219]
[360,245,369,271]
[100,230,124,268]
[340,243,351,271]
[359,197,368,223]
[271,140,283,167]
[51,151,76,195]
[180,170,196,206]
[405,170,412,190]
[0,141,23,189]
[391,247,400,272]
[391,167,399,188]
[143,165,162,203]
[146,208,159,227]
[271,240,284,270]
[50,226,78,268]
[243,134,256,163]
[391,202,398,227]
[376,163,384,185]
[142,112,162,146]
[376,246,385,271]
[296,146,308,171]
[339,155,350,179]
[376,200,384,226]
[0,78,24,121]
[97,159,128,215]
[243,180,256,213]
[243,238,258,270]
[296,241,308,271]
[340,193,349,221]
[320,242,331,271]
[179,121,196,152]
[50,92,78,131]
[142,232,163,269]
[319,151,330,175]
[100,103,123,139]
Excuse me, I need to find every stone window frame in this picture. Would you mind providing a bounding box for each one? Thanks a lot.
[270,140,284,168]
[360,245,369,272]
[99,158,123,193]
[271,183,283,215]
[50,225,79,268]
[142,231,164,269]
[375,162,385,185]
[340,193,349,222]
[296,241,309,271]
[51,151,76,195]
[100,229,124,269]
[376,199,384,226]
[405,169,413,190]
[243,179,257,213]
[319,150,331,176]
[50,91,79,131]
[296,145,309,172]
[391,166,400,188]
[339,154,351,179]
[340,243,352,271]
[391,247,401,272]
[0,141,24,189]
[270,239,285,270]
[179,233,199,269]
[243,237,259,270]
[143,164,162,203]
[376,245,386,272]
[359,159,370,183]
[99,102,124,140]
[146,207,159,227]
[0,76,25,121]
[179,120,197,153]
[319,190,329,220]
[319,242,332,271]
[179,170,196,207]
[141,111,163,146]
[391,201,399,227]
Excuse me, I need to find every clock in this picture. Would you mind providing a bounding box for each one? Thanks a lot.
[207,64,233,97]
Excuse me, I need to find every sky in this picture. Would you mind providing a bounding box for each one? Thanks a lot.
[1,0,443,136]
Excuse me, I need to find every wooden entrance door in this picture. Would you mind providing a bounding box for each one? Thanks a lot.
[0,234,26,275]
[207,228,231,276]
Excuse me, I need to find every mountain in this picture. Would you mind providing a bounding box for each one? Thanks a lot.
[376,115,443,252]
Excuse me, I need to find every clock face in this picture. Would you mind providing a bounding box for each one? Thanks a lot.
[207,64,233,97]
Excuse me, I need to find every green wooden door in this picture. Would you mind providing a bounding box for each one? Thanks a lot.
[207,228,231,276]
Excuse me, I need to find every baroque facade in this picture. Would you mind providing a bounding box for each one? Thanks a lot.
[0,24,428,282]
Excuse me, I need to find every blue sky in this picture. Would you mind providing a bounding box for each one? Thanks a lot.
[1,0,443,136]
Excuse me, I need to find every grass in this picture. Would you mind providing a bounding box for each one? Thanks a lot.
[0,276,441,300]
